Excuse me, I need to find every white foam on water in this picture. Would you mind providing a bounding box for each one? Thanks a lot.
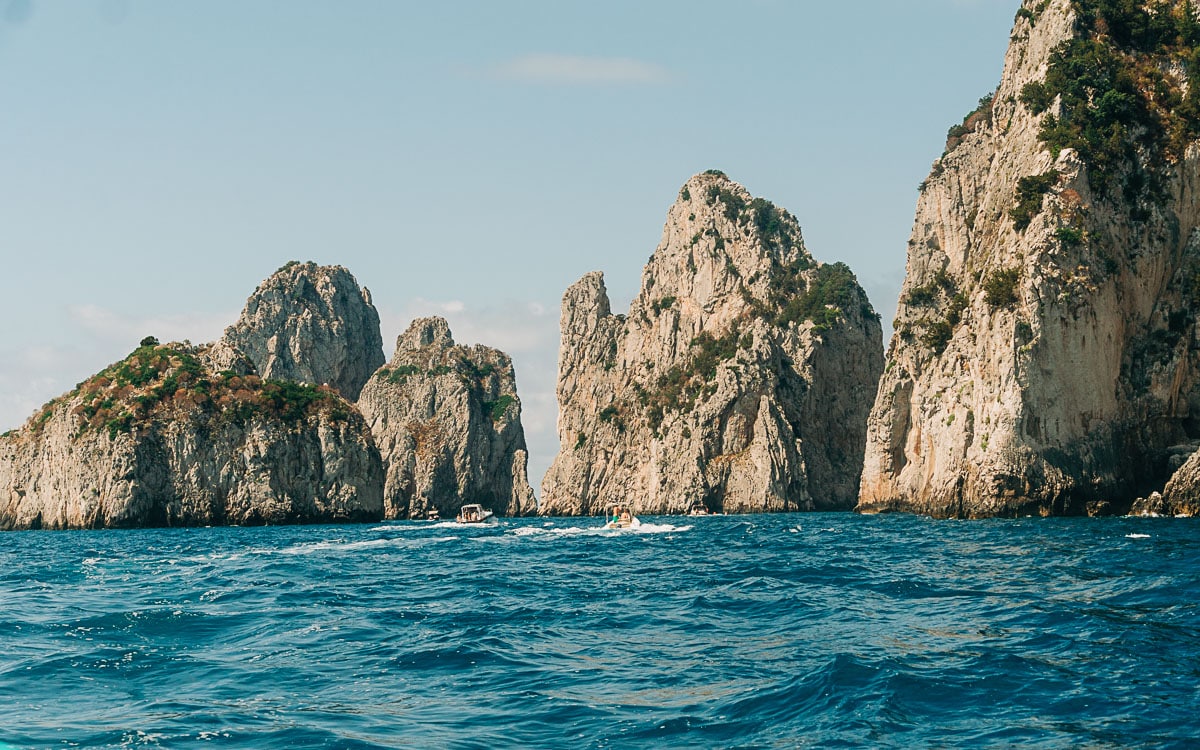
[509,525,596,537]
[276,535,458,556]
[1125,533,1151,539]
[509,521,691,537]
[634,522,692,534]
[367,520,460,532]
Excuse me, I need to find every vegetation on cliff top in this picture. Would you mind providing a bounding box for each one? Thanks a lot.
[945,92,995,153]
[28,341,352,440]
[1019,0,1200,201]
[688,174,874,331]
[375,350,516,426]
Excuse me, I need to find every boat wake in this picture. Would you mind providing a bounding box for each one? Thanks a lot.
[510,522,692,537]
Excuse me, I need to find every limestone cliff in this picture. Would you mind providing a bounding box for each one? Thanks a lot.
[220,261,384,401]
[861,0,1200,517]
[0,341,383,529]
[540,171,883,516]
[357,317,535,519]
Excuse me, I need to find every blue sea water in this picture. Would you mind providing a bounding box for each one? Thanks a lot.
[1,514,1198,749]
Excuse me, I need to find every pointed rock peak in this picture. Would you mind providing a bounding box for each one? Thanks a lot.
[222,260,384,401]
[271,259,319,278]
[566,271,610,308]
[397,316,455,354]
[675,169,751,209]
[667,169,803,250]
[258,261,361,296]
[561,271,612,338]
[359,314,536,520]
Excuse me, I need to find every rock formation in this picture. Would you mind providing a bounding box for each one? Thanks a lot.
[540,171,883,516]
[1154,449,1200,516]
[0,341,383,529]
[860,0,1200,517]
[0,263,541,530]
[221,261,384,401]
[357,317,536,519]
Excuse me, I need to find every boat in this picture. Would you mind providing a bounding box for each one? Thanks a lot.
[604,504,641,529]
[688,500,710,516]
[424,507,441,521]
[455,503,495,524]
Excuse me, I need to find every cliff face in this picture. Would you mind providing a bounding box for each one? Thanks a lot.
[861,0,1200,517]
[357,317,536,519]
[540,171,883,516]
[220,261,384,401]
[0,342,383,529]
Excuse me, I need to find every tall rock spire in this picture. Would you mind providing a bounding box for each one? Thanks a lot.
[541,171,883,515]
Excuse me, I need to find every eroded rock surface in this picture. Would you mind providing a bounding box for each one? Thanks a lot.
[221,261,384,401]
[540,171,883,516]
[357,317,536,519]
[861,0,1200,517]
[0,342,383,529]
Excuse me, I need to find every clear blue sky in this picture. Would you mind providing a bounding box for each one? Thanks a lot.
[0,0,1018,486]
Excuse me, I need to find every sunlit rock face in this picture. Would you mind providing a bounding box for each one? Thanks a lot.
[357,317,536,520]
[541,171,883,516]
[861,0,1200,517]
[221,261,385,401]
[0,342,384,529]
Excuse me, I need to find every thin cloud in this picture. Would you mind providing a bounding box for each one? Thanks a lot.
[66,304,234,346]
[491,54,673,85]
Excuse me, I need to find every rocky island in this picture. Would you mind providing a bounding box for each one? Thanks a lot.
[0,262,536,529]
[540,171,883,516]
[860,0,1200,517]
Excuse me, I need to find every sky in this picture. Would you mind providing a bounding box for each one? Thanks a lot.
[0,0,1019,490]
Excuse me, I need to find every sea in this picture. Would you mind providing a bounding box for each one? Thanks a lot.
[1,513,1197,749]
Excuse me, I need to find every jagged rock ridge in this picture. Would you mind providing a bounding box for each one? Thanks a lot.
[541,171,883,516]
[220,261,384,401]
[357,317,536,519]
[861,0,1200,517]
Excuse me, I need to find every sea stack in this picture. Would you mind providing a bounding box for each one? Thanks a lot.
[220,261,385,401]
[860,0,1200,517]
[357,317,536,519]
[540,171,883,516]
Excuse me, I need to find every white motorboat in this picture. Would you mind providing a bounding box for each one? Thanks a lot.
[456,503,496,524]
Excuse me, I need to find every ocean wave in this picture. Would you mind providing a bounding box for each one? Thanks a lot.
[2,513,1197,748]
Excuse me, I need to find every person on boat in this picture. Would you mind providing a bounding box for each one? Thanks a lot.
[619,509,632,524]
